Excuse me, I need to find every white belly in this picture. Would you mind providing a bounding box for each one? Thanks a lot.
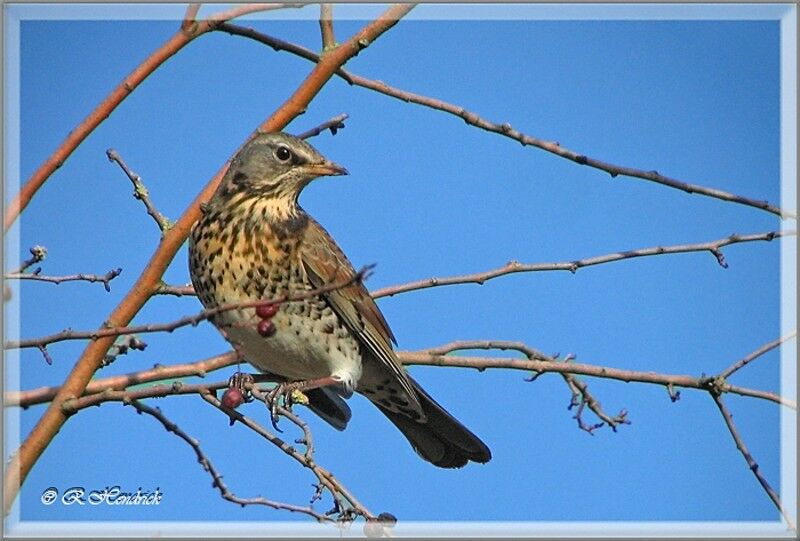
[223,310,363,392]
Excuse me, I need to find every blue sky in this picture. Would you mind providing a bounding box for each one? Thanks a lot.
[4,3,796,536]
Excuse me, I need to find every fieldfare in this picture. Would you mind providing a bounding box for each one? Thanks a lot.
[188,132,491,468]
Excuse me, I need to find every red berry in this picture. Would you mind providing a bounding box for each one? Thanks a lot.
[255,303,279,319]
[257,319,276,337]
[221,387,245,409]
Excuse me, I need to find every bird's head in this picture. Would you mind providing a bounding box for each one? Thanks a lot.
[215,132,348,204]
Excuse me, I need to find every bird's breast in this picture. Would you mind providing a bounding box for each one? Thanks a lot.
[188,201,363,387]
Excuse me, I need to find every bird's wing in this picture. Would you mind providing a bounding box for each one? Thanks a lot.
[299,217,420,408]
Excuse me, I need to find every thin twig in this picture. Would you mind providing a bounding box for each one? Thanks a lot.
[6,265,373,351]
[565,375,629,434]
[719,330,797,379]
[319,4,336,50]
[295,113,349,140]
[200,390,375,521]
[125,398,332,521]
[373,231,792,298]
[10,246,47,274]
[5,268,122,292]
[154,283,196,297]
[218,23,355,84]
[426,340,629,433]
[219,24,794,220]
[710,393,795,529]
[107,149,171,233]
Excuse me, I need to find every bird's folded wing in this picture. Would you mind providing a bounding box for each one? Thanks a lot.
[300,218,420,408]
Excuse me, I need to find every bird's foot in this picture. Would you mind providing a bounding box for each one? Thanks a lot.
[227,371,255,392]
[265,375,345,430]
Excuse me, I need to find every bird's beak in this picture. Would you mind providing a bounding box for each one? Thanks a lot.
[306,160,349,177]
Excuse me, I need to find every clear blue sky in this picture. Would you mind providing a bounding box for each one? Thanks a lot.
[4,3,796,536]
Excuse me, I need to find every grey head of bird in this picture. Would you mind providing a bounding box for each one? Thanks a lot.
[214,132,348,205]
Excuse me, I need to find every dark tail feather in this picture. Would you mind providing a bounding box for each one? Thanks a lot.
[305,387,352,431]
[377,377,491,468]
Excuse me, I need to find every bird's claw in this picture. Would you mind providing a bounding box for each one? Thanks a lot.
[266,382,298,432]
[227,372,255,401]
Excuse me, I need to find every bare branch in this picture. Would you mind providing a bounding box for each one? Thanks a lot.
[398,351,796,410]
[140,230,793,302]
[319,4,335,50]
[181,4,201,31]
[220,25,794,220]
[107,149,171,233]
[6,351,239,408]
[5,265,374,352]
[218,23,355,85]
[425,341,629,433]
[719,330,797,379]
[200,389,376,521]
[125,398,333,521]
[5,267,122,292]
[565,374,630,434]
[3,3,303,232]
[154,283,196,297]
[373,231,792,298]
[710,393,795,529]
[295,113,349,140]
[10,246,47,274]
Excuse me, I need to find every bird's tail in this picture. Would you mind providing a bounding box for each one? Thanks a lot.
[374,376,491,468]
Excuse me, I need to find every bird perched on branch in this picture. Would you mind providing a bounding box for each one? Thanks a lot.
[188,132,491,468]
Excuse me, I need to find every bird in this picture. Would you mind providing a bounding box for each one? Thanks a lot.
[188,132,491,468]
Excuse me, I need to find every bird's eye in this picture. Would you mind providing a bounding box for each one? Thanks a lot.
[275,146,293,162]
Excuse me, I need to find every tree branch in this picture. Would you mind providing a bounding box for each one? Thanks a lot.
[218,24,794,220]
[319,4,335,51]
[373,231,792,298]
[295,113,349,140]
[3,3,301,232]
[719,331,797,379]
[710,393,795,530]
[106,149,171,233]
[9,245,47,274]
[124,398,334,521]
[136,230,795,301]
[4,267,122,292]
[6,351,238,408]
[5,265,373,352]
[397,350,795,409]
